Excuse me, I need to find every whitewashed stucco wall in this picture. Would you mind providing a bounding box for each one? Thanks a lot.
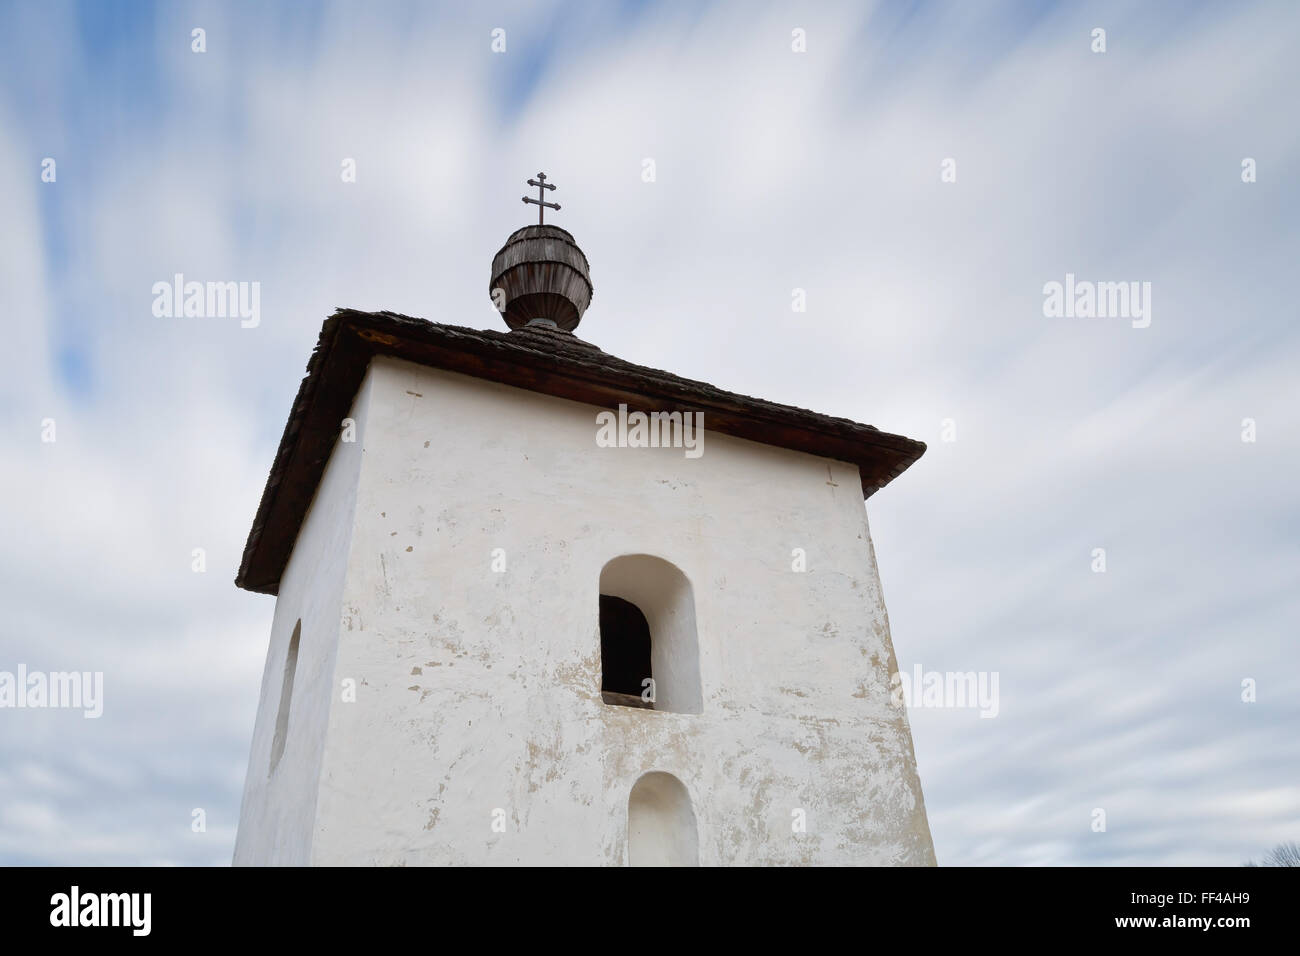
[236,353,934,865]
[232,374,373,865]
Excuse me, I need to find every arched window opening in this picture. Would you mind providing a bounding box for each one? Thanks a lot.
[598,555,702,715]
[268,619,300,775]
[600,595,654,708]
[628,772,698,867]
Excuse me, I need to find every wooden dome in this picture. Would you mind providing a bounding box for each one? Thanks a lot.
[489,225,593,332]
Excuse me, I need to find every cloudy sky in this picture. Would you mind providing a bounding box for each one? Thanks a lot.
[1,0,1296,866]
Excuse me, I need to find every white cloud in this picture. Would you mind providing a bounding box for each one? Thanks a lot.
[0,0,1296,865]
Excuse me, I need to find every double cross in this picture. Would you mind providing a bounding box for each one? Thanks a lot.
[522,172,561,224]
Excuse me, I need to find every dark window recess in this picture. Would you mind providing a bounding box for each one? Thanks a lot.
[600,594,653,709]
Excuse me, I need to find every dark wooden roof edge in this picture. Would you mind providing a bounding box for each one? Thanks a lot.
[234,311,350,594]
[235,309,926,595]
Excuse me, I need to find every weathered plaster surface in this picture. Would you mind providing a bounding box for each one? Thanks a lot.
[232,374,372,865]
[236,355,935,865]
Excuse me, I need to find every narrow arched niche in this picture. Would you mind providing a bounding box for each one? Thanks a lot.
[268,619,300,776]
[627,772,698,867]
[598,554,702,714]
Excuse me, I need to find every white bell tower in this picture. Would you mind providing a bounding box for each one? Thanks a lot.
[232,180,935,866]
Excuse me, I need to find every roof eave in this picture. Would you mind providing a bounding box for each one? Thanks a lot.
[235,309,926,595]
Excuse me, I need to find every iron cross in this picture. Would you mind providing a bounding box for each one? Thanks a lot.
[522,171,561,224]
